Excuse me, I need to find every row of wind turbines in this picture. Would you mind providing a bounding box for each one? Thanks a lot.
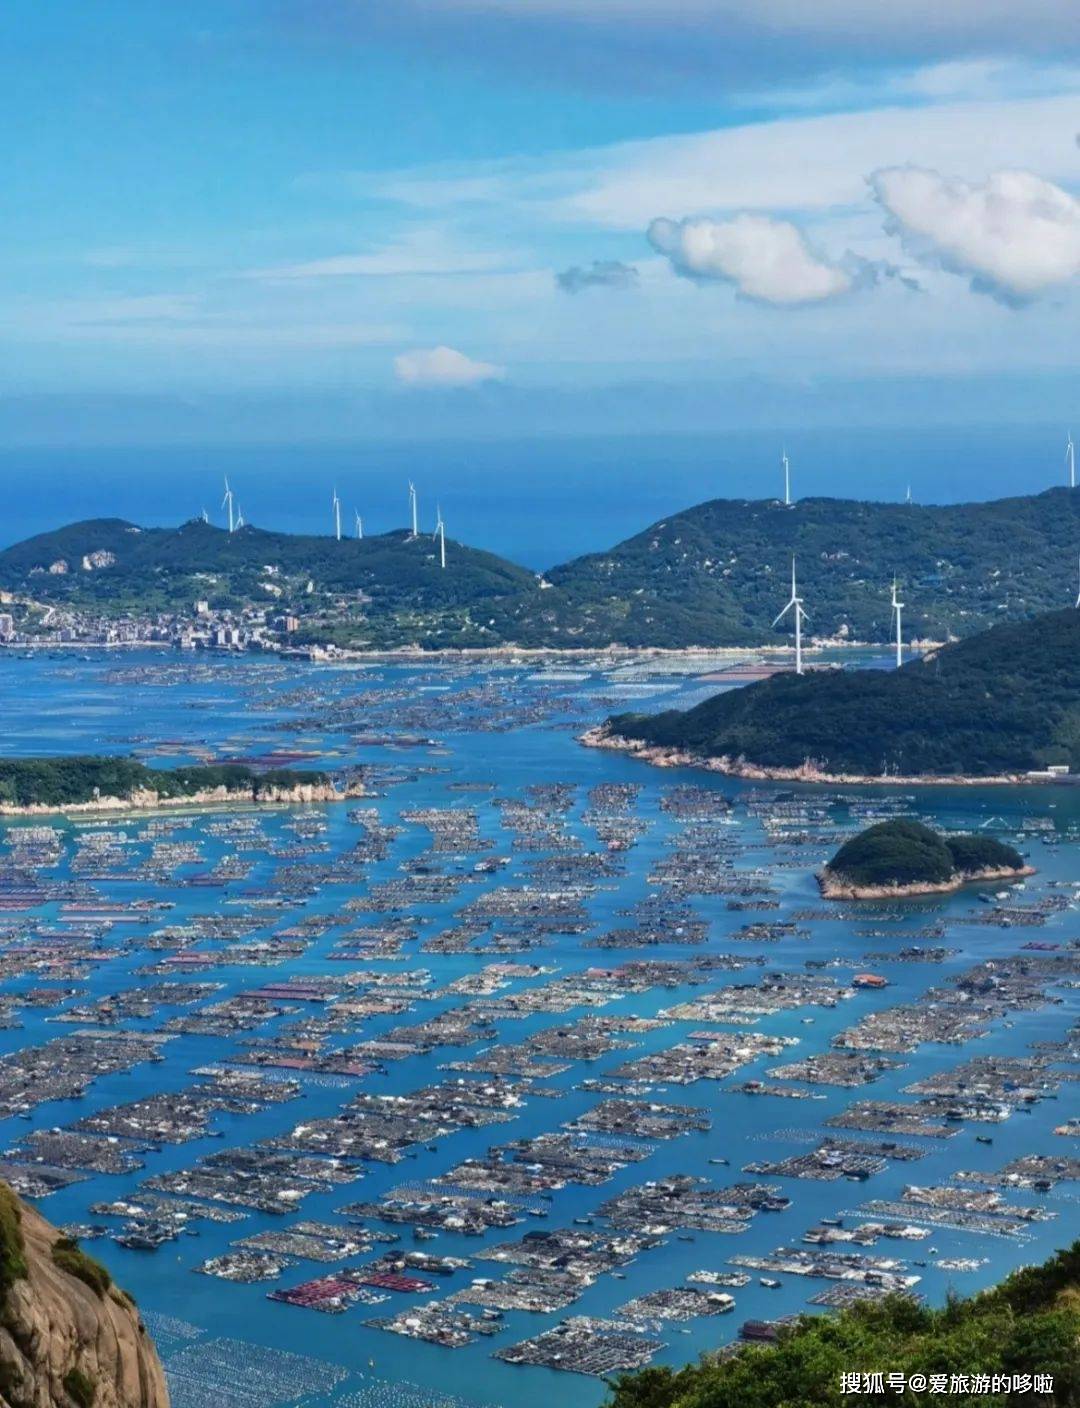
[773,557,904,676]
[213,478,448,569]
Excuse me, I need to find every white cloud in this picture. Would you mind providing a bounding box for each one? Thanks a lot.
[393,345,505,386]
[358,88,1080,236]
[648,214,851,304]
[247,230,512,281]
[870,166,1080,301]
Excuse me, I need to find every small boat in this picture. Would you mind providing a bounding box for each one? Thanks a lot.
[760,1278,781,1289]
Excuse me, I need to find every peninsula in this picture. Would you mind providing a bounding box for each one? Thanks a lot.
[818,819,1031,899]
[0,756,362,815]
[591,607,1080,783]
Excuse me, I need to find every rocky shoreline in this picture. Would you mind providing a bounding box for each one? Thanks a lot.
[0,779,369,817]
[581,725,1050,788]
[817,863,1035,901]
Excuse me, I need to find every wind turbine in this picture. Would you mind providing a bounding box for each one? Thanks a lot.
[1075,552,1080,609]
[433,504,446,569]
[773,556,808,675]
[408,481,419,538]
[331,488,342,541]
[781,449,791,507]
[222,477,235,534]
[235,504,245,529]
[200,507,209,524]
[1067,433,1076,490]
[890,576,904,669]
[905,483,913,505]
[354,510,363,540]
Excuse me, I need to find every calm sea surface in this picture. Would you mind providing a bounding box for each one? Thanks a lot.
[0,650,1075,1408]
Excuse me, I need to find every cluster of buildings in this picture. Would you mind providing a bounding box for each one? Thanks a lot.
[0,593,318,655]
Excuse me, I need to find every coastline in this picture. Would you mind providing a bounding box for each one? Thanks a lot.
[0,638,941,663]
[817,863,1035,900]
[0,779,369,818]
[581,725,1064,788]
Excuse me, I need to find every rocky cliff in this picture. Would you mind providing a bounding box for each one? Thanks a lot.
[0,1186,168,1408]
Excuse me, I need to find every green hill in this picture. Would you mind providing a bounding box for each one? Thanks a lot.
[605,1239,1080,1408]
[603,608,1080,778]
[521,487,1080,647]
[0,518,539,648]
[4,486,1080,649]
[0,756,330,808]
[823,819,1025,892]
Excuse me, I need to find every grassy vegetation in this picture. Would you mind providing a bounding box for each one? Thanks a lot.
[0,1184,27,1301]
[51,1239,111,1298]
[608,608,1080,777]
[0,756,329,807]
[62,1367,96,1408]
[605,1240,1080,1408]
[826,820,1025,888]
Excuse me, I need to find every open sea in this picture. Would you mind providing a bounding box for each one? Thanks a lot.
[0,649,1076,1408]
[0,423,1069,570]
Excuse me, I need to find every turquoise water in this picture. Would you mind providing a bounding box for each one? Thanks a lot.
[0,650,1076,1408]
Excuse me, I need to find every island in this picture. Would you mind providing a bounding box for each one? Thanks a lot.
[818,819,1031,899]
[0,755,362,814]
[590,607,1080,782]
[3,483,1080,651]
[603,1238,1080,1408]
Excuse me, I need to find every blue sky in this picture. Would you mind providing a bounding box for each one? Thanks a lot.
[4,0,1080,442]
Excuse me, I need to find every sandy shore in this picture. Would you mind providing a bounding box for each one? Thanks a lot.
[581,726,1060,788]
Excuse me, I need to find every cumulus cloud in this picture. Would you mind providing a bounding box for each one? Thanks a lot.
[870,166,1080,302]
[647,214,851,305]
[393,345,505,387]
[555,260,639,293]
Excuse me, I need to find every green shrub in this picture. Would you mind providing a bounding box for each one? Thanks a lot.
[62,1368,95,1408]
[0,1184,27,1300]
[51,1240,111,1298]
[605,1239,1080,1408]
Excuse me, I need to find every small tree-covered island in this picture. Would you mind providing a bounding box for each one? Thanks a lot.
[589,609,1080,783]
[818,820,1031,899]
[0,756,363,814]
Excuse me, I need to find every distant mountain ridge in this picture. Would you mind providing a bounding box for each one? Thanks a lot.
[2,485,1079,649]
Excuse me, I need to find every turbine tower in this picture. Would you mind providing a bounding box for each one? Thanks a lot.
[781,449,791,506]
[354,510,363,540]
[331,488,342,541]
[1075,552,1080,609]
[408,481,419,537]
[433,504,446,570]
[1068,433,1076,490]
[222,477,235,534]
[905,483,913,505]
[773,556,808,675]
[890,576,904,669]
